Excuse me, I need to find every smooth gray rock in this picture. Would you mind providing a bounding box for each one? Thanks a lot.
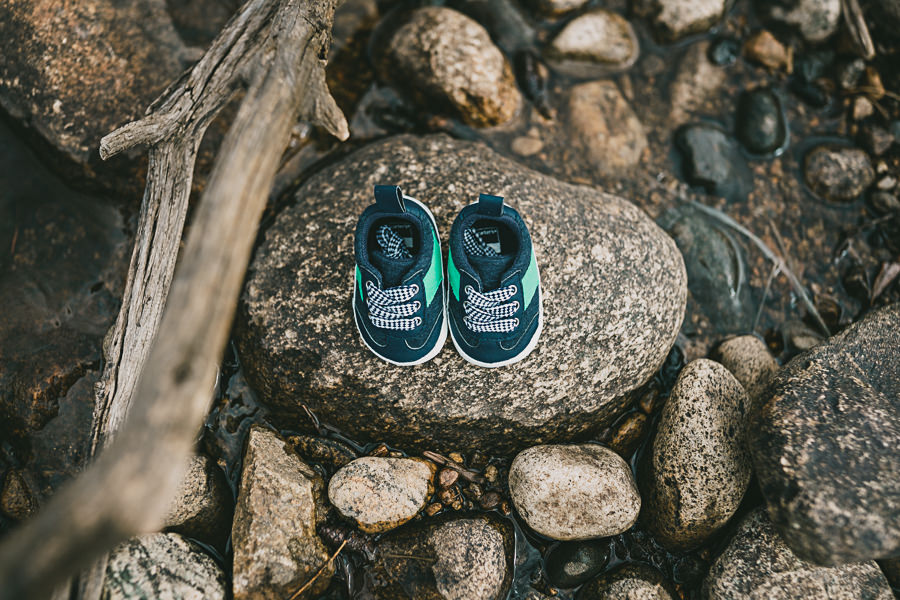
[368,514,514,600]
[232,426,332,600]
[377,7,521,127]
[163,454,232,548]
[749,303,900,565]
[804,145,874,202]
[567,80,648,175]
[578,564,676,599]
[675,124,751,201]
[642,359,751,551]
[547,10,639,76]
[509,444,641,540]
[237,134,686,453]
[713,335,779,405]
[702,509,892,599]
[103,533,226,600]
[769,0,841,42]
[634,0,726,41]
[328,456,435,533]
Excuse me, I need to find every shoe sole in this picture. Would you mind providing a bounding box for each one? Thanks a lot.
[353,195,448,366]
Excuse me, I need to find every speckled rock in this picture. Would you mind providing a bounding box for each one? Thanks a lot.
[509,444,641,540]
[378,7,521,127]
[163,454,233,548]
[669,41,727,125]
[702,509,892,599]
[0,0,186,191]
[634,0,726,42]
[769,0,841,42]
[567,81,648,175]
[641,359,751,551]
[368,514,514,600]
[547,10,639,76]
[328,456,435,533]
[712,335,779,405]
[579,564,675,599]
[103,533,226,600]
[749,303,900,565]
[804,145,875,202]
[674,124,751,201]
[232,426,332,600]
[237,134,686,453]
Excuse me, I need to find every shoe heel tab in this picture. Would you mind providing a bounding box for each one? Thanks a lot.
[477,193,504,216]
[374,184,406,213]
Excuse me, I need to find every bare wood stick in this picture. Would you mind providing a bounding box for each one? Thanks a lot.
[0,0,347,597]
[841,0,875,60]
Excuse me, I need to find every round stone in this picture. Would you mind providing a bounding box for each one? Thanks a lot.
[509,444,641,540]
[804,145,875,202]
[547,10,639,73]
[735,87,787,155]
[328,457,435,533]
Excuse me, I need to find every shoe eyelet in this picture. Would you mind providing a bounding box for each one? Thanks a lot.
[413,301,421,311]
[465,285,474,295]
[512,301,520,311]
[513,318,520,327]
[411,284,419,294]
[510,285,518,294]
[414,317,422,326]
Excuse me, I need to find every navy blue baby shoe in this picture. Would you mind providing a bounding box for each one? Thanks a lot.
[353,185,446,365]
[447,194,542,367]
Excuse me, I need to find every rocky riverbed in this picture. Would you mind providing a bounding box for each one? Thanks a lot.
[2,0,900,598]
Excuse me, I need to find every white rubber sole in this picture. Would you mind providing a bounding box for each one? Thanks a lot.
[450,290,543,369]
[353,195,448,367]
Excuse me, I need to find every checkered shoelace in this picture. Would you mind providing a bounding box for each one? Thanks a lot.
[464,227,500,257]
[365,224,420,331]
[463,284,519,333]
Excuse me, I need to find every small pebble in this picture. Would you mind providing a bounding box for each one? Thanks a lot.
[866,67,885,100]
[735,87,787,154]
[608,412,649,458]
[484,465,499,484]
[859,125,895,156]
[512,136,543,157]
[481,491,502,510]
[439,468,459,488]
[804,145,875,202]
[708,37,740,66]
[425,502,442,517]
[438,488,456,505]
[545,540,609,588]
[836,57,866,90]
[853,96,875,121]
[467,482,484,499]
[878,176,897,190]
[449,452,464,464]
[639,388,660,414]
[743,30,792,72]
[870,192,900,215]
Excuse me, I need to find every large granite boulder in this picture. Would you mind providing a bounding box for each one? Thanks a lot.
[0,0,187,192]
[749,303,900,565]
[237,134,686,453]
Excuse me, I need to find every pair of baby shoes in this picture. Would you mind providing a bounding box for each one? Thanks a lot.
[353,185,542,368]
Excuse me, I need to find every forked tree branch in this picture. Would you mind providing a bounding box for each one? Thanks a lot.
[0,0,347,597]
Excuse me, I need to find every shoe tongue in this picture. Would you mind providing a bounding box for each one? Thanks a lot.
[468,254,515,290]
[371,250,415,288]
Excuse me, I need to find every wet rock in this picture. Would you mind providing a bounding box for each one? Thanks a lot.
[545,540,609,588]
[712,335,779,404]
[736,87,787,154]
[532,0,589,17]
[804,145,875,202]
[749,304,900,565]
[328,456,435,533]
[163,454,233,548]
[378,7,521,127]
[578,564,676,600]
[0,0,187,193]
[852,96,875,121]
[702,509,892,599]
[369,514,514,600]
[634,0,726,41]
[0,470,36,521]
[871,191,900,215]
[607,412,649,458]
[769,0,841,42]
[287,434,357,471]
[0,120,127,439]
[232,426,332,599]
[790,50,831,107]
[878,558,900,588]
[509,444,640,540]
[675,124,751,200]
[659,205,752,333]
[567,80,648,175]
[237,134,686,453]
[547,10,639,75]
[641,359,751,551]
[859,124,895,156]
[103,533,226,600]
[743,30,792,72]
[708,37,740,66]
[669,41,727,125]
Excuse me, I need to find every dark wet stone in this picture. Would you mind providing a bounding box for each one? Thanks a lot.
[804,145,875,202]
[736,88,787,154]
[793,50,833,84]
[162,454,233,549]
[708,37,740,66]
[702,509,892,599]
[104,533,226,600]
[0,120,127,439]
[545,540,609,588]
[606,411,649,458]
[790,80,830,108]
[369,513,514,600]
[878,558,900,588]
[237,134,686,453]
[0,470,36,521]
[675,124,751,200]
[641,359,751,551]
[659,204,753,333]
[858,124,895,156]
[870,192,900,216]
[835,57,867,90]
[768,0,841,42]
[578,564,676,600]
[749,304,900,564]
[0,0,187,195]
[288,434,358,471]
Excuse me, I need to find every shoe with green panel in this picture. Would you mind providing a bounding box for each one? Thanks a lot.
[353,185,447,365]
[447,194,543,368]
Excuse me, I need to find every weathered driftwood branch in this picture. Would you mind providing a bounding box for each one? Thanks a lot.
[0,0,347,597]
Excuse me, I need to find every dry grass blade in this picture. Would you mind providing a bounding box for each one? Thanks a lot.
[289,539,347,600]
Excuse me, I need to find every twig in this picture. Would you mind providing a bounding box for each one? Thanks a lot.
[288,539,347,600]
[872,262,900,301]
[753,263,781,333]
[422,451,486,484]
[841,0,875,60]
